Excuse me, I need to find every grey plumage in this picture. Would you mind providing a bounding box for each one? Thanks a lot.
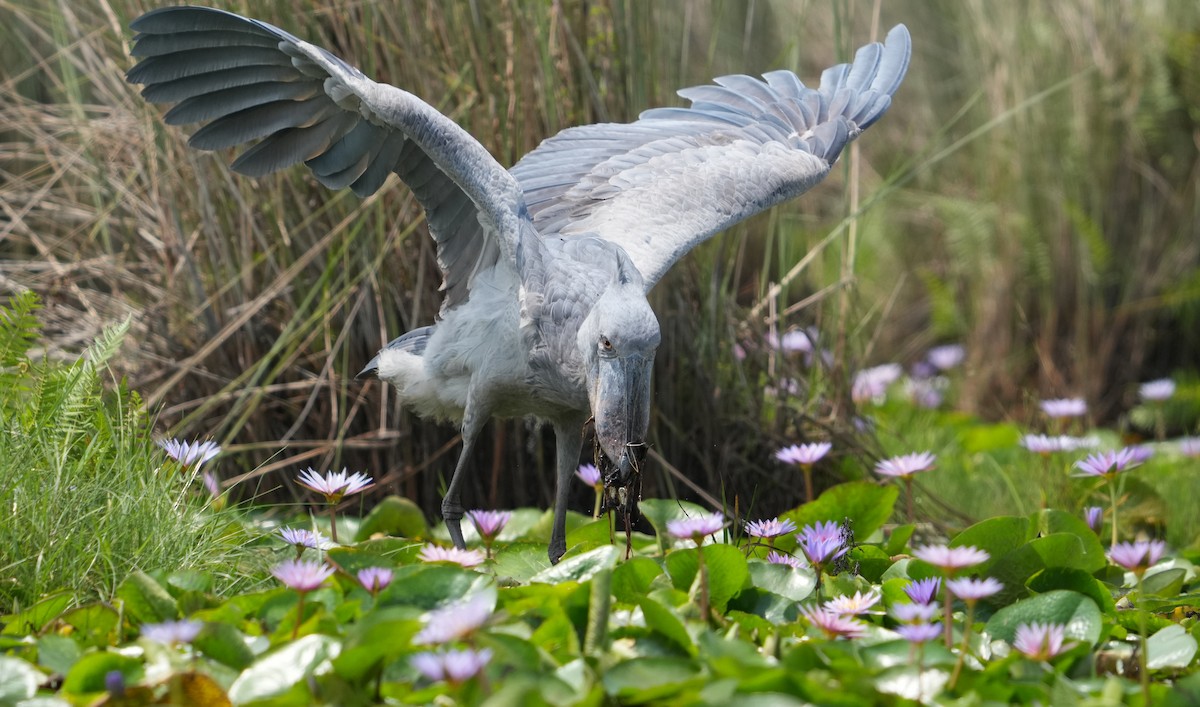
[127,6,912,565]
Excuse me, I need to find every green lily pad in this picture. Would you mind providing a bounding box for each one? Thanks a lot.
[663,545,749,613]
[227,633,340,704]
[1146,624,1198,669]
[354,495,429,540]
[115,571,178,625]
[531,545,621,584]
[638,596,696,656]
[985,590,1102,645]
[747,561,816,603]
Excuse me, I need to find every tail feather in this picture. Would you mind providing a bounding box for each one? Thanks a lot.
[357,325,434,379]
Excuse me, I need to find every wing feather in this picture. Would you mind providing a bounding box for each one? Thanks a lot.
[511,24,911,291]
[127,6,528,315]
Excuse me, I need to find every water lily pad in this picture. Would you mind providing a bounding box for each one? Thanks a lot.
[1146,624,1198,669]
[227,633,340,704]
[531,545,621,584]
[985,590,1102,645]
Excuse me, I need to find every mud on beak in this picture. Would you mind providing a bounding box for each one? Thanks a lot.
[592,353,653,484]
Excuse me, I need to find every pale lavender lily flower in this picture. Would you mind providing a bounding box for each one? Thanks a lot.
[892,601,940,623]
[1012,622,1068,661]
[419,544,486,568]
[1139,379,1175,402]
[766,551,807,570]
[157,438,221,467]
[357,567,393,594]
[467,509,512,540]
[1084,506,1103,534]
[414,592,493,645]
[775,442,832,466]
[801,606,867,639]
[946,577,1003,602]
[666,512,725,541]
[1039,398,1087,419]
[271,559,334,592]
[926,344,965,371]
[875,451,936,478]
[141,619,203,645]
[575,463,601,486]
[1178,438,1200,458]
[896,622,942,643]
[296,467,374,503]
[912,544,989,573]
[1074,448,1141,478]
[824,589,881,616]
[411,647,492,683]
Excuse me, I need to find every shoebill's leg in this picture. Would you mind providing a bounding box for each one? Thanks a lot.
[549,414,586,565]
[443,390,492,550]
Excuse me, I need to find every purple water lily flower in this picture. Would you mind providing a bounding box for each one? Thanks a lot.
[1107,539,1166,576]
[796,522,847,568]
[1020,434,1099,454]
[1074,448,1141,478]
[279,527,329,551]
[766,551,807,570]
[1084,506,1103,534]
[467,509,512,540]
[744,517,798,539]
[896,622,942,643]
[1179,438,1200,458]
[892,601,940,623]
[575,463,601,486]
[904,577,941,605]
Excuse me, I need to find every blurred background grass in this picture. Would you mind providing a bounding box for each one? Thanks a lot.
[2,0,1199,529]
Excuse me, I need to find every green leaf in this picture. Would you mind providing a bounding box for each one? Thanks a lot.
[58,604,119,649]
[564,518,616,553]
[194,621,256,670]
[492,542,551,583]
[639,499,713,544]
[227,634,340,704]
[1028,533,1100,572]
[61,652,143,695]
[166,569,214,594]
[35,634,81,675]
[332,610,421,682]
[1147,625,1199,670]
[115,571,178,624]
[747,561,816,603]
[638,596,696,656]
[960,422,1022,453]
[779,482,899,550]
[664,545,749,613]
[884,524,915,555]
[612,556,664,604]
[531,545,621,584]
[0,657,41,703]
[354,495,428,541]
[376,565,493,610]
[1026,568,1116,613]
[602,657,705,701]
[949,516,1030,574]
[1142,568,1187,598]
[1,591,72,635]
[1033,509,1107,572]
[985,590,1102,645]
